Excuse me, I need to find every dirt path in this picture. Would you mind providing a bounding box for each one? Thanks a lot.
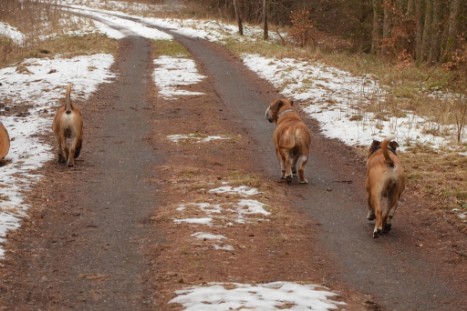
[169,33,466,310]
[0,10,465,311]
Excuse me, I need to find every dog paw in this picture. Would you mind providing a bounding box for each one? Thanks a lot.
[373,229,382,239]
[299,179,308,184]
[367,211,376,221]
[285,175,293,183]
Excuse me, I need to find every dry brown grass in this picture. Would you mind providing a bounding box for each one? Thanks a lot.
[0,1,117,68]
[403,150,467,214]
[153,40,189,58]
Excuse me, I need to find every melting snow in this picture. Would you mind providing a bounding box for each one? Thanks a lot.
[191,232,226,240]
[174,218,213,226]
[167,134,228,143]
[208,185,261,196]
[0,21,26,45]
[170,282,344,311]
[154,56,205,99]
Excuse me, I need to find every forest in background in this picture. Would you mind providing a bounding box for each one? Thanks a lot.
[187,0,466,71]
[0,0,466,87]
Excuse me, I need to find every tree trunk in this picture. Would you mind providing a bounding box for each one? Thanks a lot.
[415,0,424,62]
[382,0,395,55]
[443,0,460,59]
[233,0,243,36]
[421,0,432,61]
[428,0,441,63]
[262,0,268,40]
[371,0,383,53]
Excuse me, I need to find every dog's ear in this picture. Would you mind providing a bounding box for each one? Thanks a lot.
[369,140,381,156]
[389,141,399,151]
[271,99,284,113]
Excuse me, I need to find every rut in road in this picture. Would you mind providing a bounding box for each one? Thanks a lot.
[0,36,158,310]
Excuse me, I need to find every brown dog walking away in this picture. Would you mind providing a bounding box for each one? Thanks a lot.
[366,136,405,238]
[52,83,83,167]
[265,98,311,184]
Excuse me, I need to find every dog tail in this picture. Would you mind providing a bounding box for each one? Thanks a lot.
[65,83,73,114]
[382,135,395,167]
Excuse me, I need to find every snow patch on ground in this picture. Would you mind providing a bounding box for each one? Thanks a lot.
[0,21,26,45]
[167,134,228,143]
[170,282,344,311]
[0,54,115,107]
[63,5,172,40]
[175,199,269,227]
[154,56,206,99]
[174,218,213,226]
[208,185,261,197]
[242,54,466,150]
[191,232,226,240]
[173,184,269,255]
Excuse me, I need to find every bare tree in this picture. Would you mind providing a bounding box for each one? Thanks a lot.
[233,0,243,36]
[427,0,441,64]
[382,0,394,55]
[443,0,461,59]
[372,0,383,54]
[414,0,425,62]
[421,0,433,61]
[262,0,268,40]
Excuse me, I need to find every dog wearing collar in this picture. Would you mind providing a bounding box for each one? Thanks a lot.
[366,136,405,238]
[265,98,311,184]
[52,83,83,167]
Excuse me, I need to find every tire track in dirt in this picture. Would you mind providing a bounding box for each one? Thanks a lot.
[0,36,158,310]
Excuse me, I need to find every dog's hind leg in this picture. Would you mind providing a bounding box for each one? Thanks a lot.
[281,150,293,183]
[367,194,376,220]
[67,137,80,167]
[276,148,287,181]
[383,190,400,233]
[74,137,82,159]
[56,135,66,163]
[291,154,298,176]
[370,193,383,238]
[296,155,308,184]
[59,133,69,164]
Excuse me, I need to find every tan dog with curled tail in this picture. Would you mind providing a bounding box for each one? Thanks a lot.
[265,98,311,184]
[366,136,405,238]
[52,83,83,167]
